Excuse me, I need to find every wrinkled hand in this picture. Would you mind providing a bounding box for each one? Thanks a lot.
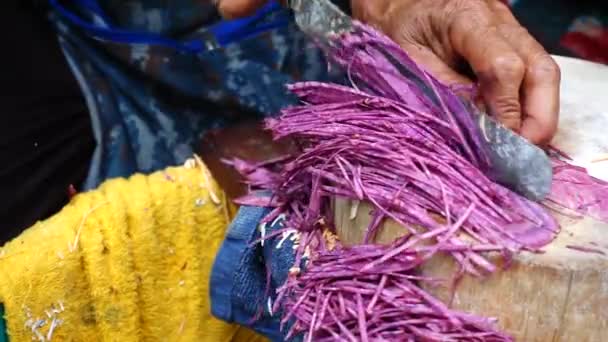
[217,0,560,145]
[352,0,560,145]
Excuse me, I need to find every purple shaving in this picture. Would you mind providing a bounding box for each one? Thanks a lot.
[546,158,608,222]
[224,23,607,341]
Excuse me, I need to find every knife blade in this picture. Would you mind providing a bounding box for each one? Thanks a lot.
[288,0,352,38]
[287,0,553,201]
[474,110,553,201]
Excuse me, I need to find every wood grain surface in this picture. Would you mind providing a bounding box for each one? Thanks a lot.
[335,56,608,341]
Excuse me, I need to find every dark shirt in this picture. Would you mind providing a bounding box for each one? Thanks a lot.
[0,3,94,243]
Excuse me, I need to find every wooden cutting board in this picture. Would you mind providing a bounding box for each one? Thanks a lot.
[335,56,608,341]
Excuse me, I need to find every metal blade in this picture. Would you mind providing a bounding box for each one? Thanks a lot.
[288,0,353,39]
[475,111,553,201]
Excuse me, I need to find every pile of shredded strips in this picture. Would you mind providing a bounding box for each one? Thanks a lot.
[230,22,608,341]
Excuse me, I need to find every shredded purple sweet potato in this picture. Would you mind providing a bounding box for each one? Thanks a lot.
[546,158,608,222]
[228,23,607,341]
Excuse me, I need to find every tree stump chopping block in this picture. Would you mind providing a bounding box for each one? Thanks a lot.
[335,197,608,341]
[334,56,608,341]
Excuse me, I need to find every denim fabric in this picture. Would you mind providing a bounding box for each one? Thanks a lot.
[211,204,297,341]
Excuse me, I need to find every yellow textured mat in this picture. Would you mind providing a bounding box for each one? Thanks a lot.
[0,158,266,342]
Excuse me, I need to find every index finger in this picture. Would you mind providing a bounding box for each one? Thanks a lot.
[448,3,526,132]
[491,1,560,145]
[519,54,560,145]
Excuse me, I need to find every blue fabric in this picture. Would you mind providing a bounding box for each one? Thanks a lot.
[0,305,6,342]
[50,0,290,52]
[48,1,339,190]
[211,204,298,341]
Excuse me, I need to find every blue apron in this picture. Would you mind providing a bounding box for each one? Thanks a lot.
[48,0,339,189]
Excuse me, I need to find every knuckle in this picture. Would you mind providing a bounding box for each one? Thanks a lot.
[529,55,561,83]
[498,108,521,122]
[443,0,487,32]
[490,54,525,81]
[497,24,529,41]
[492,97,521,119]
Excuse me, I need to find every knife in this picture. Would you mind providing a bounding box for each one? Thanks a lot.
[287,0,553,201]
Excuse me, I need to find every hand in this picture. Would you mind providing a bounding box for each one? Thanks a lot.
[217,0,561,145]
[352,0,560,145]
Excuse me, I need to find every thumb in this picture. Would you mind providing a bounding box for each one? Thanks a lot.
[217,0,269,19]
